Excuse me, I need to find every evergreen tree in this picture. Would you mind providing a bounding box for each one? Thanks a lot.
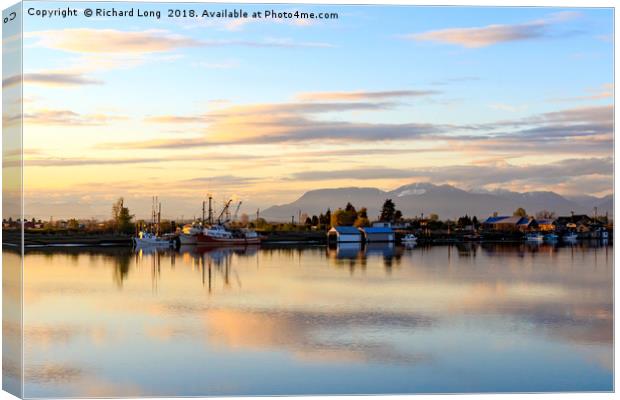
[379,199,396,222]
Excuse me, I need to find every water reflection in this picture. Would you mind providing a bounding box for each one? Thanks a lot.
[21,242,613,396]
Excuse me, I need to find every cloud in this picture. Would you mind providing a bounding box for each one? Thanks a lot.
[26,28,334,54]
[289,167,415,181]
[4,72,102,88]
[24,109,127,126]
[129,100,452,147]
[295,89,439,101]
[20,153,267,168]
[23,72,102,86]
[100,101,612,155]
[285,157,612,191]
[184,175,262,187]
[26,29,202,54]
[478,105,613,144]
[406,12,581,48]
[551,83,613,102]
[535,104,612,124]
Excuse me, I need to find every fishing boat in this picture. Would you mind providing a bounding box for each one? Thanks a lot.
[197,224,261,245]
[401,233,417,244]
[525,232,543,242]
[544,233,559,242]
[563,232,578,242]
[133,231,172,247]
[178,222,204,245]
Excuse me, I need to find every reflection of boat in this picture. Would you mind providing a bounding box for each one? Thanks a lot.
[401,234,417,244]
[133,231,172,247]
[563,232,578,242]
[525,232,543,242]
[544,233,558,242]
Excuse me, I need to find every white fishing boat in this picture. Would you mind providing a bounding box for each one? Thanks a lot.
[178,222,204,245]
[525,232,543,242]
[133,196,171,247]
[133,231,172,247]
[198,224,260,245]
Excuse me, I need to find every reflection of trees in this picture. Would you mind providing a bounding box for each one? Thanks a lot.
[24,246,137,287]
[112,251,132,287]
[456,243,477,258]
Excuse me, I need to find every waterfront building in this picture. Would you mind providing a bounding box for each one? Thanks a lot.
[327,226,363,243]
[537,219,556,232]
[361,226,395,242]
[482,216,538,232]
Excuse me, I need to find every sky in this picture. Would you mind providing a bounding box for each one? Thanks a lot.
[4,3,614,220]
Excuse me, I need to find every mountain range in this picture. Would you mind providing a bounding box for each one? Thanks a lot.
[261,183,613,221]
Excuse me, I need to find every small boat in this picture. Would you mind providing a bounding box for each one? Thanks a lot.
[544,233,559,242]
[133,231,172,247]
[525,232,543,242]
[401,233,417,244]
[563,232,578,242]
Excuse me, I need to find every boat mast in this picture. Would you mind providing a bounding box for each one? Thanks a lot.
[202,201,206,225]
[157,201,161,236]
[208,195,213,225]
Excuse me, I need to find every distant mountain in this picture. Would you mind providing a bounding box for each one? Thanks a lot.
[261,182,612,221]
[566,194,614,217]
[595,195,614,217]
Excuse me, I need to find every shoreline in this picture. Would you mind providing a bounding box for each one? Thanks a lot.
[2,232,611,249]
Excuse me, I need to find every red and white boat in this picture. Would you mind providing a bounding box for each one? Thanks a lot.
[181,224,260,246]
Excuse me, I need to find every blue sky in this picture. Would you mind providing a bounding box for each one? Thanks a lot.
[8,3,614,219]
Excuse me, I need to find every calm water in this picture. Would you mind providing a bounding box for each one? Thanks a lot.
[17,242,613,396]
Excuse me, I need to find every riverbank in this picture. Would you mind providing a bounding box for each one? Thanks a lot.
[3,231,133,247]
[3,229,610,247]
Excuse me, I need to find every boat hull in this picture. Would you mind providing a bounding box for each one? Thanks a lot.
[194,234,260,246]
[133,238,171,247]
[179,234,198,245]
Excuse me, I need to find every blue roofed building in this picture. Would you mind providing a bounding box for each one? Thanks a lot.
[327,226,363,243]
[482,216,538,232]
[361,226,395,242]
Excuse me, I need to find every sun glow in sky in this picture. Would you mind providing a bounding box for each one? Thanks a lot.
[5,3,613,219]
